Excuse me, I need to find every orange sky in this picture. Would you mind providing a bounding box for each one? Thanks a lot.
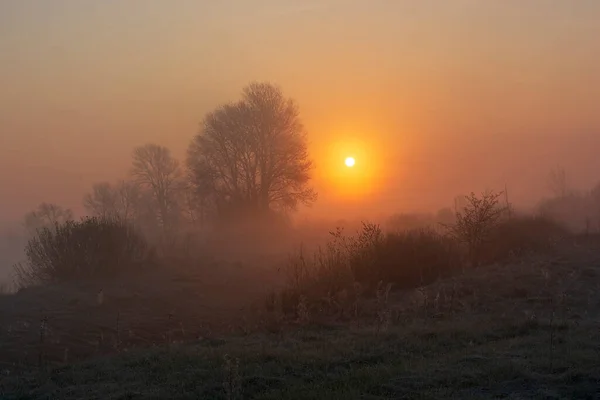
[1,1,599,222]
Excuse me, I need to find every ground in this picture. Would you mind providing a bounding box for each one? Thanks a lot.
[1,238,599,399]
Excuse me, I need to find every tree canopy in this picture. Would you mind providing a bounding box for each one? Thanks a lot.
[187,82,316,220]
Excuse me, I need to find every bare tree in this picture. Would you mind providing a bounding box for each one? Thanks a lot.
[179,183,206,225]
[83,182,119,218]
[187,82,316,220]
[548,165,569,198]
[23,203,73,236]
[83,180,141,222]
[115,180,142,222]
[131,144,182,234]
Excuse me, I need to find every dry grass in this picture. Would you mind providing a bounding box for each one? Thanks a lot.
[0,257,284,372]
[1,238,600,399]
[1,218,599,398]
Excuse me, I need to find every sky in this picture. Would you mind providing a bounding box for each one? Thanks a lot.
[1,0,600,224]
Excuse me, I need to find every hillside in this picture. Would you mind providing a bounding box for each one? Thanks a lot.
[1,238,600,399]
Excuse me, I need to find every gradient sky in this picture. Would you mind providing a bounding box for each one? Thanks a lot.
[1,0,599,223]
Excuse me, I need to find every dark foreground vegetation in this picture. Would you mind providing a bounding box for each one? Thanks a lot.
[1,234,600,399]
[2,189,600,398]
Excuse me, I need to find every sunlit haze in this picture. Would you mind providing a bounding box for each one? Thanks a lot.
[1,0,600,223]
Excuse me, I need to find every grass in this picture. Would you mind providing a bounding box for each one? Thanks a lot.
[2,314,599,399]
[0,223,600,399]
[1,236,600,399]
[0,257,284,372]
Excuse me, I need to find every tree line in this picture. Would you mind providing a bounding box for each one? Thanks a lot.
[24,82,317,240]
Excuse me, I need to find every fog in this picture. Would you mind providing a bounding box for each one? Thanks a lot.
[1,1,600,283]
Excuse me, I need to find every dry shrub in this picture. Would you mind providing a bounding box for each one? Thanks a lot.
[13,217,153,288]
[480,216,568,264]
[277,228,356,316]
[275,205,572,320]
[276,223,461,317]
[364,229,462,290]
[444,190,506,267]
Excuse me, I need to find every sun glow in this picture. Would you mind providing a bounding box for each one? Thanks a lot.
[317,134,387,201]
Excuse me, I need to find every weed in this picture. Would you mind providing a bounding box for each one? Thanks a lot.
[38,315,47,369]
[296,295,310,325]
[375,281,393,333]
[223,354,242,400]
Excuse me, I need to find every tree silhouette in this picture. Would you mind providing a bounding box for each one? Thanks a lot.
[115,180,142,222]
[187,82,316,220]
[83,180,141,222]
[23,203,73,236]
[548,165,569,198]
[131,144,182,234]
[83,182,118,219]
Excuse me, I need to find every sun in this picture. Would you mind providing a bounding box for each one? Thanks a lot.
[344,157,356,168]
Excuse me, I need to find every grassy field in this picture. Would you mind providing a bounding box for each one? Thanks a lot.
[1,238,599,399]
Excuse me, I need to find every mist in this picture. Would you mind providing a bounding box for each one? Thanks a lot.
[2,1,600,284]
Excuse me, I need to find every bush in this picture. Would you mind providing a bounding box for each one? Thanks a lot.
[274,210,571,319]
[357,229,462,290]
[14,217,152,287]
[444,191,506,267]
[479,216,568,264]
[275,223,462,316]
[276,228,356,315]
[386,213,435,232]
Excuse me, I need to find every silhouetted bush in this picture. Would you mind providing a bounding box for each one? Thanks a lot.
[538,193,591,233]
[386,213,435,232]
[356,229,462,290]
[14,217,153,287]
[277,229,355,315]
[444,191,507,267]
[479,216,568,264]
[274,211,571,319]
[275,223,462,317]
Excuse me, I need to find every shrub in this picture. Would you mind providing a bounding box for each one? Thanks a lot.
[444,191,506,267]
[479,216,568,264]
[538,193,590,233]
[360,229,462,290]
[278,228,356,315]
[386,213,435,232]
[275,211,570,318]
[276,223,462,316]
[14,217,152,287]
